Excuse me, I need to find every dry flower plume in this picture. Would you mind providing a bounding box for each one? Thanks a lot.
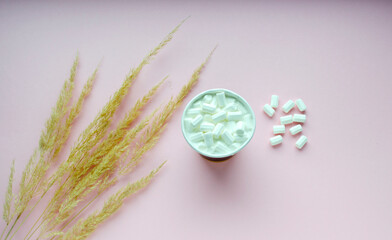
[1,18,215,240]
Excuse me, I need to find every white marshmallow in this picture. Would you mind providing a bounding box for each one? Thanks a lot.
[223,102,237,111]
[293,114,306,123]
[211,97,218,108]
[221,130,234,145]
[273,125,285,134]
[232,143,242,149]
[200,122,215,132]
[190,132,203,142]
[203,94,212,103]
[236,121,245,136]
[187,108,201,116]
[197,142,207,151]
[227,98,235,104]
[295,99,307,112]
[203,114,213,123]
[183,118,193,132]
[227,111,242,121]
[237,104,248,115]
[280,115,293,125]
[289,124,303,135]
[212,123,224,138]
[270,135,283,146]
[263,104,275,117]
[282,100,295,113]
[215,142,230,153]
[203,132,214,147]
[211,111,226,122]
[202,103,216,114]
[226,121,236,131]
[271,95,279,108]
[234,133,248,143]
[243,114,252,130]
[191,115,203,127]
[296,135,308,149]
[193,100,201,108]
[216,92,226,107]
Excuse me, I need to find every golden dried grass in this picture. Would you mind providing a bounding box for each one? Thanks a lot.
[1,18,214,240]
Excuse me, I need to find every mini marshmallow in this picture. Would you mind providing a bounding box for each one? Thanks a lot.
[211,111,226,122]
[212,123,224,138]
[293,114,306,123]
[203,132,214,147]
[227,111,242,121]
[227,97,235,104]
[237,104,247,114]
[203,114,213,123]
[200,122,215,132]
[190,132,203,142]
[282,100,295,113]
[221,130,234,145]
[226,121,236,130]
[280,115,293,125]
[197,142,207,151]
[271,95,279,108]
[296,135,308,149]
[273,125,285,134]
[234,133,248,143]
[232,143,242,149]
[202,103,216,114]
[211,97,218,108]
[243,114,252,130]
[270,135,283,146]
[183,118,193,131]
[216,92,226,107]
[193,100,202,108]
[203,94,212,103]
[223,102,237,111]
[187,108,201,116]
[236,121,245,136]
[295,99,307,112]
[191,115,203,127]
[263,104,275,117]
[289,124,303,135]
[215,141,230,153]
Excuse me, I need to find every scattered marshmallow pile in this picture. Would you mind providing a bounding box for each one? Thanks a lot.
[183,91,254,155]
[263,95,308,149]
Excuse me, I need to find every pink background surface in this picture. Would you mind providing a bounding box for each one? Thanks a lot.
[1,1,392,239]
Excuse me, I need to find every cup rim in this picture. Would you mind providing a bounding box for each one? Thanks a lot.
[181,88,256,158]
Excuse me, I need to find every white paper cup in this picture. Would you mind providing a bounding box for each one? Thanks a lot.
[181,88,256,159]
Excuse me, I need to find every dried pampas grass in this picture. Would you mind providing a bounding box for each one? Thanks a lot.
[1,18,215,240]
